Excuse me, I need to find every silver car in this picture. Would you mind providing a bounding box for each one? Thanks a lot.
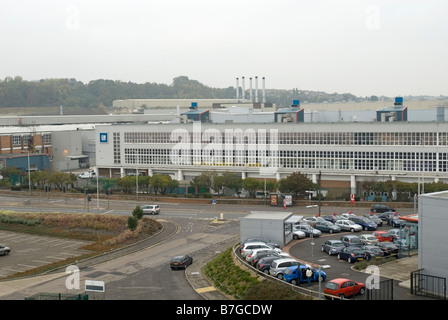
[269,258,307,279]
[335,219,362,232]
[141,204,160,215]
[0,244,11,256]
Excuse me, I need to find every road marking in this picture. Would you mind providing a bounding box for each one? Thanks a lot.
[196,286,216,293]
[18,264,37,268]
[32,260,52,264]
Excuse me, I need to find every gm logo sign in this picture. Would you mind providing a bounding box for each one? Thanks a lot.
[99,133,108,143]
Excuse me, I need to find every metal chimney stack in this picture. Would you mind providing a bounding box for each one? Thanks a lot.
[262,77,266,103]
[241,76,245,103]
[236,78,239,102]
[249,77,253,103]
[255,76,259,103]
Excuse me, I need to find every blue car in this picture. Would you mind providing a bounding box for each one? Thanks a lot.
[337,246,368,263]
[283,265,326,285]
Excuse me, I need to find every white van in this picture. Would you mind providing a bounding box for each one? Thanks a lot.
[78,171,95,179]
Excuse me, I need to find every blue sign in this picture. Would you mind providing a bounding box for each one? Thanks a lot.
[99,133,108,143]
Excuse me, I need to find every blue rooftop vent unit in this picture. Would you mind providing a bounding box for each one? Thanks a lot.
[292,100,300,107]
[394,97,403,106]
[190,102,198,110]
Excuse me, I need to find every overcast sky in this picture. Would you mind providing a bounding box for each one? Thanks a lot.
[1,0,447,97]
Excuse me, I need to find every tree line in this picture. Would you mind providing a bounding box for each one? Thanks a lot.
[0,75,362,111]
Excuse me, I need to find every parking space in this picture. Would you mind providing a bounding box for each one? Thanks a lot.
[0,230,93,278]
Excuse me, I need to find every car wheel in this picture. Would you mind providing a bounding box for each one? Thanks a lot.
[350,228,355,232]
[277,273,283,280]
[337,254,341,260]
[359,287,365,295]
[291,279,297,286]
[329,229,333,234]
[321,247,325,252]
[348,257,352,263]
[318,275,324,282]
[293,235,298,240]
[263,269,269,274]
[339,293,345,299]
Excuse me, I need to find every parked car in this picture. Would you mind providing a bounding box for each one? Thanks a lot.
[292,228,306,240]
[373,230,393,242]
[376,242,399,256]
[378,211,398,223]
[349,216,377,231]
[363,213,383,227]
[370,204,395,213]
[240,238,279,251]
[315,221,341,234]
[250,251,289,267]
[340,235,363,247]
[257,256,282,273]
[324,278,366,299]
[141,204,160,215]
[361,245,384,260]
[240,242,280,258]
[388,229,401,241]
[359,234,379,245]
[323,214,344,224]
[169,254,193,270]
[246,249,289,265]
[388,215,404,227]
[301,216,326,227]
[0,244,11,256]
[321,240,346,255]
[269,258,307,279]
[337,247,368,263]
[341,212,356,219]
[78,170,96,179]
[283,265,327,285]
[335,219,362,232]
[293,224,321,237]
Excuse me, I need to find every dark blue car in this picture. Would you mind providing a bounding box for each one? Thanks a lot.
[337,246,367,263]
[349,216,377,231]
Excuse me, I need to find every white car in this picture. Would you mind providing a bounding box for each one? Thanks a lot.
[360,234,379,245]
[292,229,306,240]
[240,242,278,258]
[78,171,96,179]
[335,219,362,232]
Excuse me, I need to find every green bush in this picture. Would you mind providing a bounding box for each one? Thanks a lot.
[127,216,138,231]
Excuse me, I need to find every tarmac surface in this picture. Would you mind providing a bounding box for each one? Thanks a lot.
[0,217,424,300]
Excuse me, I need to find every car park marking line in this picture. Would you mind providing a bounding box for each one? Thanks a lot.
[2,267,23,272]
[18,264,38,268]
[46,256,66,260]
[32,260,52,264]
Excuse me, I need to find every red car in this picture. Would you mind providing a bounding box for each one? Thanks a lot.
[324,278,366,299]
[373,231,393,242]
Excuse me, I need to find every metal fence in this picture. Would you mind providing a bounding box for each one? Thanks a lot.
[24,292,89,300]
[410,269,446,300]
[366,279,393,300]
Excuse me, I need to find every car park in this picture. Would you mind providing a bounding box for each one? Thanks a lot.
[376,242,399,256]
[0,244,11,256]
[359,234,379,245]
[324,278,366,299]
[315,221,341,234]
[340,235,363,247]
[269,258,307,279]
[349,216,377,231]
[373,230,393,242]
[363,213,383,227]
[141,204,160,215]
[335,219,362,232]
[361,245,384,260]
[321,240,345,255]
[338,247,368,263]
[169,254,193,270]
[293,224,321,237]
[370,204,395,213]
[283,265,326,285]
